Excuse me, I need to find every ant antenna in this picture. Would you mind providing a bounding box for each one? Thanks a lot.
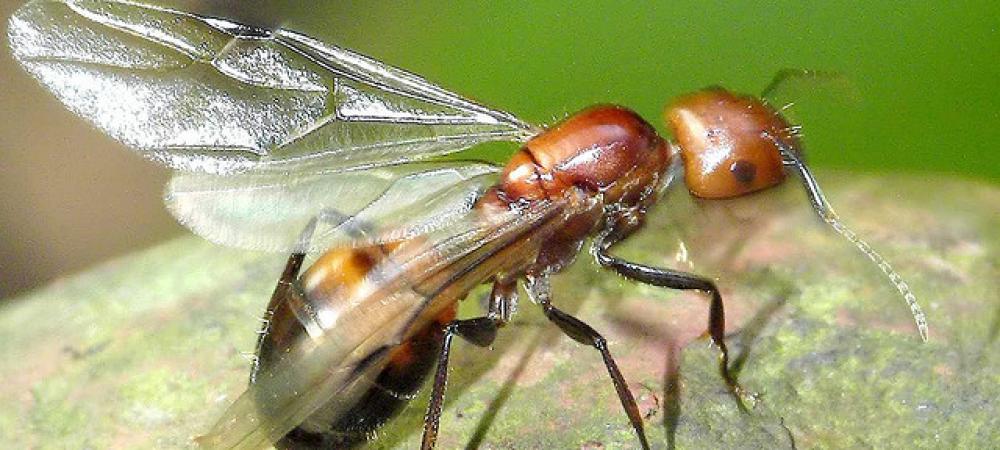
[764,132,929,342]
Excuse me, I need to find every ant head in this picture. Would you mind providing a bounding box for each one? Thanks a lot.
[664,87,801,199]
[665,77,928,342]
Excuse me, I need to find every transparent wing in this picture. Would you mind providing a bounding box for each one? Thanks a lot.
[197,198,575,449]
[8,0,537,174]
[166,161,501,253]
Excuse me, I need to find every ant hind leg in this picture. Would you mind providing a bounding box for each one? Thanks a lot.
[421,279,516,450]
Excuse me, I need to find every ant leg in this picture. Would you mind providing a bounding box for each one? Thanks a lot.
[254,209,370,380]
[421,280,515,450]
[260,207,365,326]
[251,217,321,381]
[526,276,651,450]
[592,228,743,398]
[421,317,499,450]
[487,276,518,326]
[262,207,370,317]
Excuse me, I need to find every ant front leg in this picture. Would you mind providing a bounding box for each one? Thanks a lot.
[591,215,746,401]
[421,278,517,450]
[526,275,651,450]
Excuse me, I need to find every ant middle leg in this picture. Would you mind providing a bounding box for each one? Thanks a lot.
[526,275,651,450]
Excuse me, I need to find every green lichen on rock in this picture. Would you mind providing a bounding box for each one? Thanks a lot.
[1,173,997,449]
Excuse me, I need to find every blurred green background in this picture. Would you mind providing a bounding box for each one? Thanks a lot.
[1,0,997,298]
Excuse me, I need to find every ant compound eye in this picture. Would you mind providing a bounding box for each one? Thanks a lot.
[730,159,758,185]
[664,88,799,199]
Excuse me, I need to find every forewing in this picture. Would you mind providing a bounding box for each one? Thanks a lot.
[198,199,573,449]
[166,162,500,252]
[8,0,536,174]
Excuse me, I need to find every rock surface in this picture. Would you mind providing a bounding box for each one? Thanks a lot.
[1,173,997,449]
